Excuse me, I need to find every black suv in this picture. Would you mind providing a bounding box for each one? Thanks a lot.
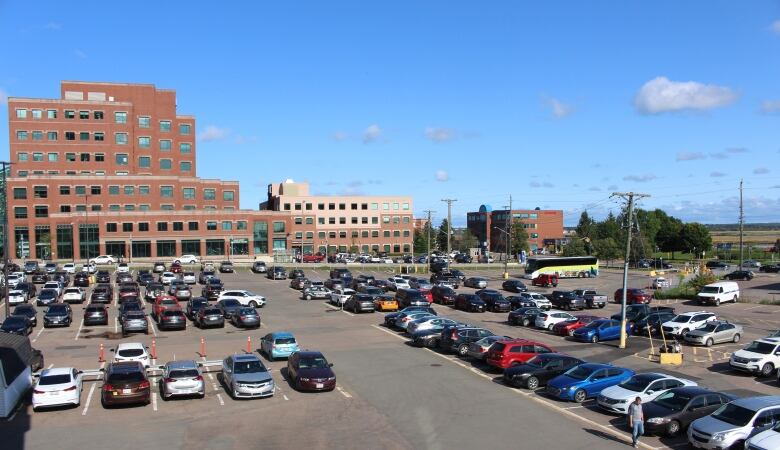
[502,279,528,293]
[145,282,165,302]
[73,272,90,287]
[186,297,209,320]
[723,270,754,281]
[384,306,436,327]
[440,326,495,356]
[202,283,223,301]
[31,270,48,284]
[454,293,486,312]
[430,272,460,289]
[289,269,305,279]
[329,268,352,279]
[90,285,113,303]
[95,270,111,284]
[508,307,544,326]
[476,289,512,312]
[611,305,675,326]
[431,285,457,305]
[550,291,585,311]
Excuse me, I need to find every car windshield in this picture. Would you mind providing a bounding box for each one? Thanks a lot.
[711,403,756,427]
[671,315,691,323]
[234,360,266,374]
[238,308,256,315]
[117,349,145,357]
[619,376,652,392]
[565,366,594,380]
[3,317,27,326]
[169,369,199,378]
[700,286,719,294]
[126,312,145,319]
[48,305,68,313]
[222,299,240,307]
[299,357,329,369]
[275,337,296,345]
[698,323,719,332]
[652,390,691,412]
[203,308,222,315]
[744,341,777,354]
[39,374,72,385]
[582,321,601,329]
[108,371,145,383]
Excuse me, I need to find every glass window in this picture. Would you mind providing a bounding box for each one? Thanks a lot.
[64,131,75,140]
[18,152,28,162]
[273,221,285,233]
[402,203,410,210]
[45,131,57,141]
[106,223,117,233]
[108,185,119,195]
[33,186,48,198]
[173,222,183,231]
[115,133,128,144]
[13,188,27,199]
[222,221,233,231]
[115,153,128,165]
[32,152,43,162]
[138,116,150,128]
[64,110,75,119]
[138,156,151,168]
[79,111,89,120]
[16,131,28,140]
[160,159,172,170]
[59,186,70,195]
[139,185,150,195]
[30,109,42,119]
[79,132,90,141]
[305,217,313,225]
[124,205,135,211]
[94,132,104,141]
[35,206,48,218]
[180,142,192,153]
[160,186,173,198]
[14,207,27,219]
[180,161,192,172]
[160,139,171,151]
[138,136,150,148]
[122,223,133,232]
[115,112,127,124]
[138,222,149,232]
[75,186,87,195]
[206,221,217,231]
[237,221,247,230]
[223,191,234,201]
[90,186,101,195]
[204,188,216,200]
[157,222,168,232]
[179,123,191,135]
[188,221,199,231]
[16,109,27,118]
[123,185,135,195]
[382,203,389,210]
[80,153,90,162]
[109,204,120,211]
[139,204,150,211]
[93,111,104,120]
[183,188,195,199]
[32,131,43,141]
[65,153,76,162]
[159,120,171,132]
[47,109,57,119]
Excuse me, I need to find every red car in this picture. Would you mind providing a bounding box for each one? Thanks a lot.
[552,315,602,336]
[302,253,325,263]
[485,339,555,369]
[614,288,653,305]
[170,262,183,273]
[419,288,434,303]
[532,274,559,288]
[152,295,180,320]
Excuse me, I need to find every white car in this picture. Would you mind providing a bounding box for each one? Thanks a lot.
[661,311,717,336]
[159,272,177,285]
[174,255,200,264]
[218,290,266,308]
[742,260,762,269]
[90,255,116,265]
[81,262,97,273]
[330,288,356,305]
[62,287,86,304]
[43,281,62,297]
[8,289,27,305]
[182,272,197,284]
[388,277,410,291]
[535,310,576,330]
[62,263,76,274]
[6,274,21,289]
[407,317,459,335]
[597,372,697,414]
[116,262,130,273]
[516,292,552,309]
[730,337,780,377]
[32,367,83,410]
[652,277,671,289]
[112,342,152,367]
[746,425,780,450]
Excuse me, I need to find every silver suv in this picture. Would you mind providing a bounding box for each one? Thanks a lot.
[221,354,275,399]
[688,395,780,449]
[683,320,742,347]
[160,360,205,399]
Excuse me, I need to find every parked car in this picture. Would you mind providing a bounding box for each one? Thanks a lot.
[550,290,586,311]
[158,310,187,331]
[152,295,180,320]
[112,342,152,367]
[485,339,556,369]
[260,332,300,360]
[159,360,204,399]
[384,306,436,328]
[597,372,697,414]
[301,253,325,263]
[532,273,559,288]
[652,277,671,289]
[218,261,234,273]
[229,307,261,329]
[170,262,183,274]
[546,363,635,403]
[454,293,486,312]
[195,306,225,328]
[159,272,177,285]
[502,279,528,293]
[289,277,308,290]
[395,288,429,308]
[145,282,165,302]
[395,311,436,331]
[36,289,59,307]
[182,272,197,285]
[344,294,376,313]
[466,335,508,361]
[552,315,602,337]
[329,288,355,306]
[101,361,150,407]
[83,303,109,326]
[571,289,607,309]
[222,353,275,399]
[535,310,577,330]
[688,395,780,449]
[62,287,86,304]
[612,305,676,328]
[174,255,200,264]
[661,311,717,337]
[62,263,76,274]
[173,285,192,301]
[90,255,117,265]
[705,260,730,270]
[24,260,40,274]
[683,320,742,347]
[642,387,735,437]
[301,286,331,301]
[387,276,411,291]
[251,261,267,273]
[287,351,336,392]
[633,311,678,336]
[152,261,166,273]
[120,311,149,336]
[43,303,72,328]
[509,292,552,310]
[268,266,287,280]
[115,262,130,274]
[430,272,460,289]
[0,316,33,335]
[442,327,495,356]
[373,294,399,312]
[43,281,62,297]
[8,290,26,306]
[476,289,513,312]
[216,298,242,318]
[614,288,653,305]
[464,277,488,289]
[746,423,780,450]
[759,265,780,273]
[185,297,209,320]
[696,281,740,306]
[218,290,266,308]
[572,319,631,343]
[43,262,57,273]
[202,283,223,302]
[32,367,83,410]
[729,338,780,377]
[503,353,584,389]
[407,317,459,336]
[431,285,457,305]
[508,307,544,327]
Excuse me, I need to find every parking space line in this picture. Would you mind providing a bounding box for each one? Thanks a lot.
[47,363,54,369]
[744,305,763,311]
[114,317,118,334]
[324,302,355,316]
[370,324,407,341]
[216,393,225,405]
[283,394,289,401]
[81,362,105,416]
[152,392,158,411]
[74,318,84,341]
[31,327,45,343]
[336,386,352,398]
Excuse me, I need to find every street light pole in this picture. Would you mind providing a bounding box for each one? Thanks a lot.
[2,161,11,319]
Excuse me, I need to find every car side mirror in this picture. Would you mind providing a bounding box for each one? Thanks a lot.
[646,390,654,395]
[109,349,115,352]
[329,363,334,367]
[77,370,84,375]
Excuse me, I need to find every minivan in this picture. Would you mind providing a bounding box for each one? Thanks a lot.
[395,289,429,308]
[697,281,740,306]
[688,395,780,449]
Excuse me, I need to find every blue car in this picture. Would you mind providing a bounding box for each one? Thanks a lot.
[572,319,631,343]
[260,331,300,360]
[545,363,635,403]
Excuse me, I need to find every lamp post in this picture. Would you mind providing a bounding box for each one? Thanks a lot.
[2,161,11,319]
[494,226,510,278]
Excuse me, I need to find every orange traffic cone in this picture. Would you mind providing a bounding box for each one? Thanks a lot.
[246,336,251,353]
[150,339,157,359]
[200,337,206,357]
[98,343,105,362]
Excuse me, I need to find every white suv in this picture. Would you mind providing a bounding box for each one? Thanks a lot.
[661,311,716,336]
[174,255,199,264]
[218,290,266,308]
[730,337,780,377]
[90,255,116,265]
[535,310,576,330]
[112,342,152,367]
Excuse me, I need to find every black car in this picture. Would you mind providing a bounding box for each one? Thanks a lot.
[136,270,154,286]
[91,285,113,304]
[722,270,754,281]
[429,272,460,289]
[441,326,495,356]
[73,272,90,287]
[324,278,345,290]
[351,275,376,288]
[31,270,48,284]
[384,306,436,327]
[95,270,111,284]
[145,282,165,302]
[216,298,242,318]
[454,293,486,312]
[207,277,224,290]
[1,316,33,335]
[290,277,308,290]
[431,285,457,305]
[356,286,385,299]
[344,294,376,313]
[13,304,38,327]
[288,269,305,280]
[449,269,466,283]
[759,265,780,273]
[43,303,72,327]
[118,301,145,320]
[36,289,59,306]
[550,290,586,311]
[17,281,36,299]
[633,311,677,336]
[475,289,512,312]
[186,297,210,320]
[611,305,675,326]
[642,387,736,437]
[199,270,216,284]
[508,307,543,326]
[409,328,445,348]
[218,261,234,273]
[455,254,473,263]
[50,272,70,286]
[503,353,584,389]
[502,279,528,293]
[373,279,392,291]
[705,261,729,270]
[83,303,109,326]
[202,284,223,301]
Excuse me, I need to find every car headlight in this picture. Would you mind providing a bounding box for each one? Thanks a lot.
[300,378,310,382]
[711,431,729,442]
[327,377,336,381]
[748,358,762,363]
[646,417,668,424]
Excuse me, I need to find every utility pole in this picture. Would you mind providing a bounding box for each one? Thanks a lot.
[739,179,744,270]
[611,191,650,349]
[441,199,457,271]
[502,203,511,277]
[507,195,513,278]
[423,210,435,270]
[2,162,10,319]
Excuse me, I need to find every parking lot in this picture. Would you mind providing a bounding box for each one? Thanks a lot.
[2,264,780,450]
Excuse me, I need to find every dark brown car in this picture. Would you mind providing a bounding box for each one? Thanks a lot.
[101,361,150,407]
[287,351,336,392]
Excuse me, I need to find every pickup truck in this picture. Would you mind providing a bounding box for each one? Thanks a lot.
[610,304,675,326]
[152,295,181,320]
[549,290,586,311]
[572,289,607,309]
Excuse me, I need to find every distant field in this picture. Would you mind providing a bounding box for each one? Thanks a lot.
[710,230,779,245]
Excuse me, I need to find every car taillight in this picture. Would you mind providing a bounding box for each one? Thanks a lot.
[194,375,203,381]
[164,378,175,383]
[103,384,113,391]
[451,331,457,339]
[63,386,77,391]
[33,389,45,394]
[138,380,150,390]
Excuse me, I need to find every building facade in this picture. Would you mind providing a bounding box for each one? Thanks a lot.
[466,204,564,253]
[6,81,413,261]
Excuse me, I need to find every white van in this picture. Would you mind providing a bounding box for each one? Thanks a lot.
[697,281,740,306]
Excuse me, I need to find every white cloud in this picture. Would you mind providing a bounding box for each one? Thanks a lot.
[759,99,780,114]
[435,170,449,182]
[424,127,456,143]
[711,147,749,159]
[233,135,257,145]
[623,174,657,182]
[331,131,349,141]
[199,125,229,142]
[529,181,554,188]
[634,76,738,114]
[363,124,382,144]
[542,96,575,119]
[588,186,601,191]
[676,151,707,161]
[772,20,780,35]
[0,88,7,105]
[710,171,727,178]
[754,167,770,175]
[74,49,87,59]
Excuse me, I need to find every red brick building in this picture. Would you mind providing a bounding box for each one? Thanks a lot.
[6,81,412,261]
[466,204,564,253]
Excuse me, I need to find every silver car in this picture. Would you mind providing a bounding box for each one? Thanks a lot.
[467,335,506,360]
[683,320,742,347]
[222,354,275,399]
[160,360,205,399]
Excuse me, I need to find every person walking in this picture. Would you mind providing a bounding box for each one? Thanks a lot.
[627,396,644,448]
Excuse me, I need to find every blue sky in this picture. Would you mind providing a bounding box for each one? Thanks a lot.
[2,1,780,226]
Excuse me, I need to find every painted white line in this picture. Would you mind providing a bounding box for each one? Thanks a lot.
[82,383,97,416]
[31,327,45,343]
[336,386,353,398]
[75,318,84,341]
[152,392,158,411]
[744,305,763,311]
[283,394,289,401]
[114,317,118,334]
[216,393,225,405]
[370,324,407,341]
[47,363,54,369]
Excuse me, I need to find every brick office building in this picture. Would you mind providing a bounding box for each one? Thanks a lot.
[466,204,564,253]
[6,81,412,261]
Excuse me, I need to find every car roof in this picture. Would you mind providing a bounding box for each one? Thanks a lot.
[632,372,668,381]
[667,386,720,396]
[41,367,75,377]
[756,338,780,345]
[271,331,295,338]
[116,342,145,350]
[233,354,261,362]
[166,360,198,370]
[730,395,780,409]
[295,351,325,358]
[109,361,144,372]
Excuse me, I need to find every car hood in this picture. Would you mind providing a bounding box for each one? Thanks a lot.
[748,429,780,449]
[233,371,273,383]
[503,364,542,377]
[733,349,767,359]
[642,401,676,420]
[548,374,584,390]
[600,384,642,400]
[690,414,741,435]
[685,329,711,337]
[298,367,335,379]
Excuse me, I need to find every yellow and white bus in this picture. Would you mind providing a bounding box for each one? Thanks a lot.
[524,256,599,279]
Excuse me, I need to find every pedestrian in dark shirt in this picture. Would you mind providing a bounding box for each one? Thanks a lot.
[627,396,644,448]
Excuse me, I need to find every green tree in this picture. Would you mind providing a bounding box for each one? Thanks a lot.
[456,229,479,252]
[595,212,621,241]
[510,221,529,255]
[436,219,450,251]
[413,223,434,254]
[562,239,588,256]
[680,222,712,256]
[592,237,621,267]
[656,215,684,257]
[575,211,595,240]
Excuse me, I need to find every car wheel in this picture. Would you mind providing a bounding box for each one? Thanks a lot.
[568,329,575,337]
[666,420,681,437]
[305,295,312,300]
[526,376,539,390]
[761,363,775,378]
[591,335,598,343]
[457,344,469,357]
[733,333,741,343]
[547,324,553,331]
[522,318,530,327]
[714,299,720,306]
[705,338,714,347]
[249,301,258,308]
[573,389,587,403]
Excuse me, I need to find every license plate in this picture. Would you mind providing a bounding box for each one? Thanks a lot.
[122,388,131,394]
[315,383,324,389]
